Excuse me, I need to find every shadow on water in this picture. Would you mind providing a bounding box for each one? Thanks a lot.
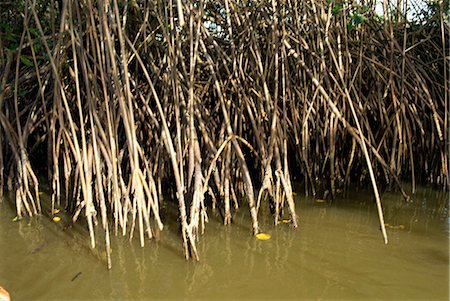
[0,185,448,300]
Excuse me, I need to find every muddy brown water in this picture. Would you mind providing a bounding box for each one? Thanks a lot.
[0,185,448,300]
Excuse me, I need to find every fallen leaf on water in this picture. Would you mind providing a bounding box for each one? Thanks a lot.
[315,199,326,203]
[277,219,291,225]
[384,223,405,230]
[12,216,19,222]
[255,233,271,241]
[53,216,61,222]
[52,209,60,214]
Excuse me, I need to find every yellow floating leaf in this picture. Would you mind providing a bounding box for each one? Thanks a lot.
[384,223,405,230]
[38,192,44,196]
[255,233,271,241]
[315,199,326,203]
[336,189,343,193]
[53,216,61,222]
[52,209,60,214]
[281,219,291,224]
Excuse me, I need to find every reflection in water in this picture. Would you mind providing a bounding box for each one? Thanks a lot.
[17,217,47,255]
[0,186,448,300]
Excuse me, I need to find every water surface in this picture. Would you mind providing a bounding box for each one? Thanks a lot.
[0,185,448,300]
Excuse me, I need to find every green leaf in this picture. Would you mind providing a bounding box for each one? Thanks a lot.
[20,56,34,67]
[352,13,364,25]
[347,21,354,31]
[5,32,16,42]
[332,4,342,15]
[18,90,27,97]
[33,43,43,54]
[29,27,39,37]
[7,42,18,51]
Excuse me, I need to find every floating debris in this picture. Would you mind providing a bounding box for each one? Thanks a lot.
[71,272,82,282]
[277,219,291,225]
[315,199,326,203]
[384,223,405,230]
[53,217,61,223]
[255,233,271,241]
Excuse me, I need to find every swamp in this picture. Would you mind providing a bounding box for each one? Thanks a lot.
[0,0,448,300]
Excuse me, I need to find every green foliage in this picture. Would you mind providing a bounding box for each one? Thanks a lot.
[18,89,27,98]
[326,0,344,15]
[1,0,60,43]
[348,12,365,31]
[20,55,34,67]
[0,22,19,51]
[332,4,343,15]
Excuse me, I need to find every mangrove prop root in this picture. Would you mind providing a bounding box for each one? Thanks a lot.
[0,0,447,267]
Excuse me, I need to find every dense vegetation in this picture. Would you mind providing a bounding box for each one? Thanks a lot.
[0,0,448,268]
